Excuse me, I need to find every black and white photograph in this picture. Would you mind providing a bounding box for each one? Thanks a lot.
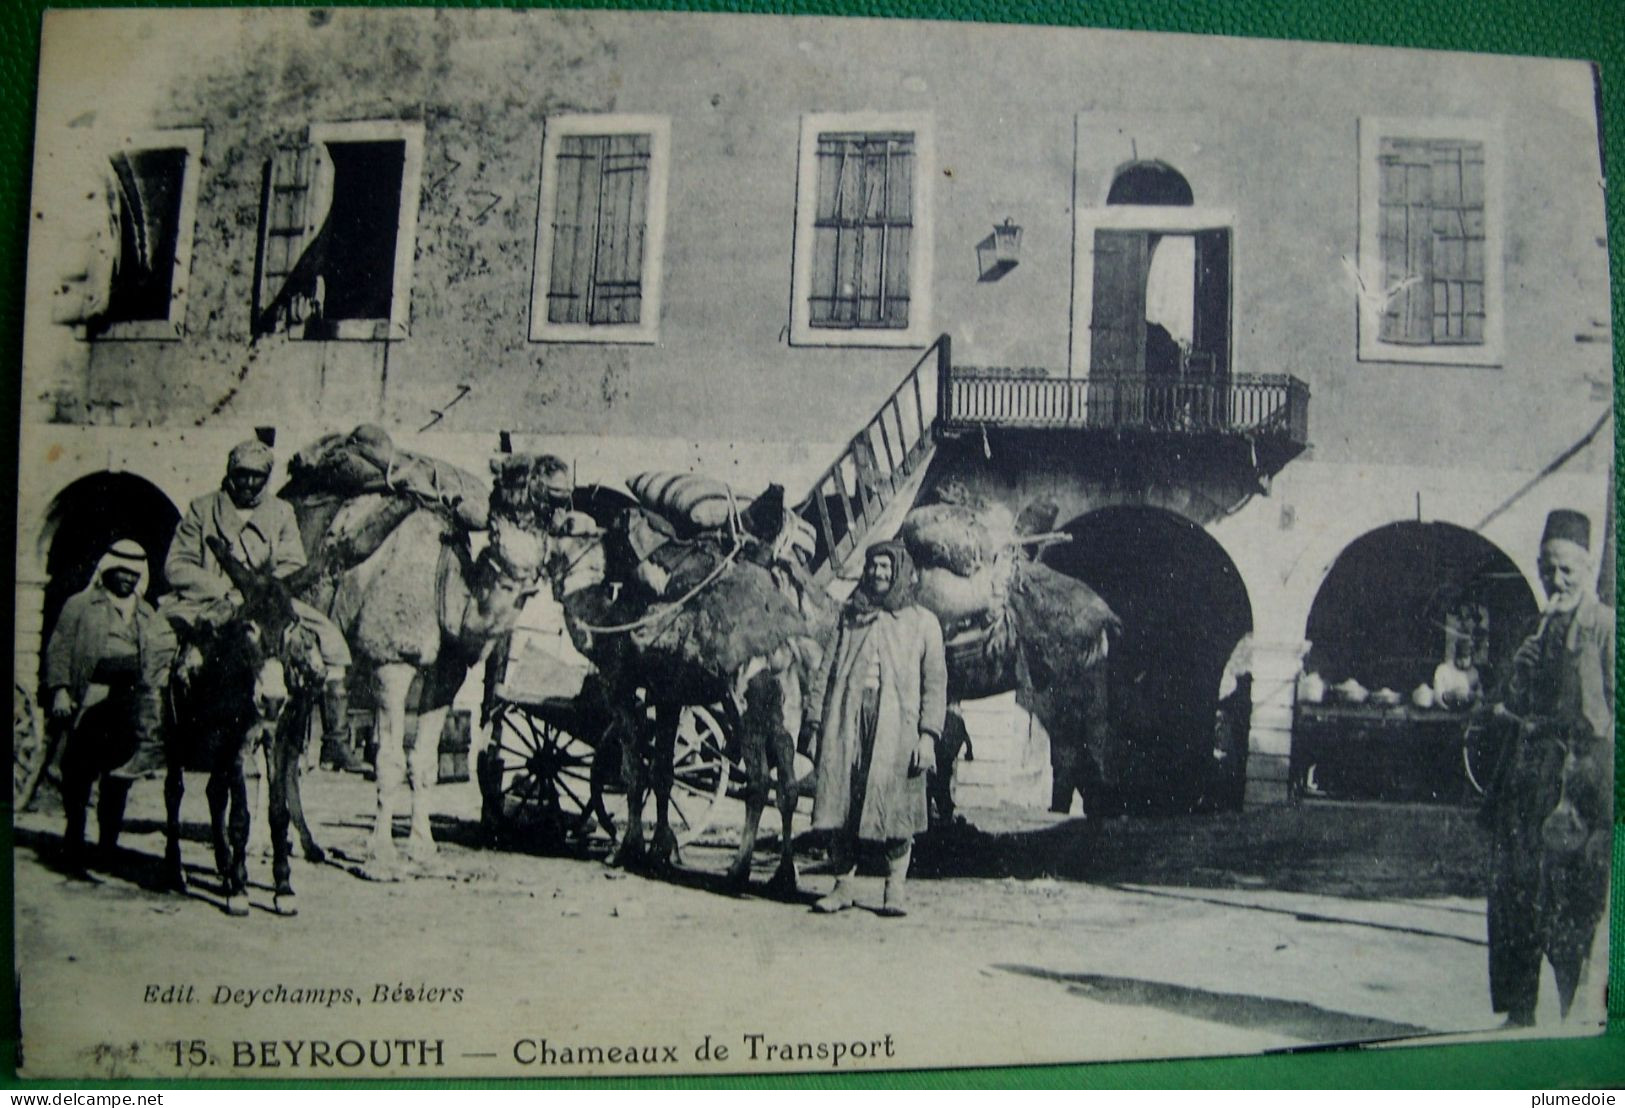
[8,6,1615,1080]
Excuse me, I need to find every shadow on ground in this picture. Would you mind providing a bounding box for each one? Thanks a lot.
[997,965,1433,1045]
[910,802,1488,900]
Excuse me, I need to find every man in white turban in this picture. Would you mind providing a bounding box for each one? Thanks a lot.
[44,539,175,869]
[151,439,352,775]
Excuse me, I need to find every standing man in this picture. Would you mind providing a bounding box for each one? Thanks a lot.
[129,438,352,777]
[811,540,947,917]
[44,539,175,870]
[1484,509,1614,1026]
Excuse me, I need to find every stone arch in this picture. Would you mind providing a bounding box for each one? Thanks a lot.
[37,471,182,676]
[1046,504,1253,813]
[1106,159,1195,206]
[1302,520,1539,701]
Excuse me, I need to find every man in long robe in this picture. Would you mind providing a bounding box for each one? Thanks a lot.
[44,539,176,869]
[1484,508,1614,1026]
[811,541,947,917]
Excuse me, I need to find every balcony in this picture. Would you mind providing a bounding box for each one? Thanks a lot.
[938,364,1309,479]
[942,366,1308,444]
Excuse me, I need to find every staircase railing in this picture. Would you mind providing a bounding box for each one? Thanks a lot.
[798,334,951,582]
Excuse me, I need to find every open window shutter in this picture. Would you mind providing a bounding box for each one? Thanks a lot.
[255,142,330,335]
[1192,228,1230,378]
[109,151,156,276]
[50,165,120,326]
[1090,229,1148,376]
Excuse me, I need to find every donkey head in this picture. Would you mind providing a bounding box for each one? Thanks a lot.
[201,535,309,736]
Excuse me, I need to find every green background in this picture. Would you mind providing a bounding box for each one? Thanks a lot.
[2,0,1622,1091]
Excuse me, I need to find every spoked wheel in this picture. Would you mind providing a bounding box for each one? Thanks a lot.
[599,703,739,848]
[14,683,51,810]
[478,700,604,849]
[1462,714,1506,798]
[663,705,735,846]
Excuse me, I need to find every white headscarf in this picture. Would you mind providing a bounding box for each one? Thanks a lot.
[93,538,150,623]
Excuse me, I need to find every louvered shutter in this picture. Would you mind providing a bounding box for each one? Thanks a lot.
[588,134,648,325]
[255,142,332,335]
[547,135,601,325]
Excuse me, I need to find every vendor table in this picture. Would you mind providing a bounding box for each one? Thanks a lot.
[1290,702,1475,803]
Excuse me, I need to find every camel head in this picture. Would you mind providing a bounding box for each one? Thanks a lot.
[489,452,573,532]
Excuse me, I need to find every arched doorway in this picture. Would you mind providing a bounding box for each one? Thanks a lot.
[37,473,182,682]
[1297,521,1539,800]
[1045,506,1253,814]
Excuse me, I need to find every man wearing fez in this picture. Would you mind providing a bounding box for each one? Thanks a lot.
[135,439,352,777]
[811,540,947,917]
[44,539,176,868]
[1484,508,1614,1026]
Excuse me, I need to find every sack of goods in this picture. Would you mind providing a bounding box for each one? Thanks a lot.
[900,501,1018,630]
[284,424,490,532]
[916,559,1013,635]
[900,502,1016,576]
[627,471,753,534]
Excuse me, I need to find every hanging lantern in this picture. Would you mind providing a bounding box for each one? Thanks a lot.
[992,217,1023,263]
[976,218,1024,281]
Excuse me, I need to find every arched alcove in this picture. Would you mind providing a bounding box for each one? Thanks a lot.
[1304,521,1539,698]
[1046,505,1252,813]
[37,472,182,682]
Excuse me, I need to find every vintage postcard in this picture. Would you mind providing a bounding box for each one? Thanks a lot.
[10,6,1615,1080]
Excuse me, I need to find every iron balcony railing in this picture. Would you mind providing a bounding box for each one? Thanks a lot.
[941,366,1310,446]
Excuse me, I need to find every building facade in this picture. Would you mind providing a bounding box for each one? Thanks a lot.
[17,9,1613,806]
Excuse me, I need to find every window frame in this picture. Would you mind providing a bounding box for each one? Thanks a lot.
[301,119,425,342]
[92,127,205,342]
[529,113,671,345]
[1357,117,1503,367]
[790,111,934,348]
[1071,204,1237,377]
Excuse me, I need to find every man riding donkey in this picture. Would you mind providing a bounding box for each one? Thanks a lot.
[112,439,352,779]
[44,538,176,873]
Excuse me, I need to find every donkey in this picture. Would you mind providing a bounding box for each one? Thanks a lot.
[161,536,325,915]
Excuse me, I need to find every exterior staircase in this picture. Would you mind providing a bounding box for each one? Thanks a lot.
[797,334,951,588]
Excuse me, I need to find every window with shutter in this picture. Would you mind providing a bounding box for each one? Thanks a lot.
[1358,119,1502,366]
[530,115,669,344]
[54,128,203,341]
[792,112,934,348]
[254,120,423,341]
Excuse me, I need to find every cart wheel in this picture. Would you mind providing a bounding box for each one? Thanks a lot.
[1461,716,1502,798]
[664,705,734,846]
[599,704,737,848]
[480,701,601,848]
[14,683,49,810]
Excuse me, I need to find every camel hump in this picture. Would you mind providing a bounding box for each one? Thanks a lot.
[283,424,492,532]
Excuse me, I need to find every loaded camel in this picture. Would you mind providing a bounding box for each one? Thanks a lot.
[549,474,1120,893]
[279,427,574,879]
[553,489,835,895]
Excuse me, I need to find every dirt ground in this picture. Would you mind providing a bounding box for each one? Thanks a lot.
[9,765,1590,1080]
